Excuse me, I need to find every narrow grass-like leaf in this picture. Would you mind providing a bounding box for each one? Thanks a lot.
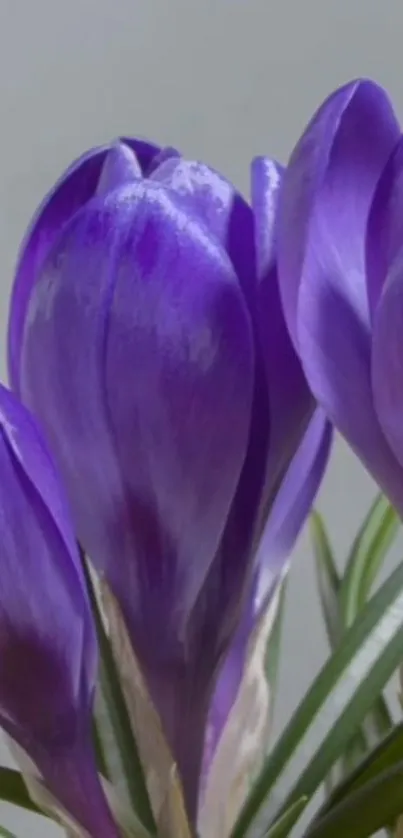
[311,511,341,646]
[0,768,40,815]
[321,723,403,813]
[340,495,399,629]
[264,797,308,837]
[312,505,393,779]
[265,580,287,714]
[303,761,403,838]
[231,559,403,838]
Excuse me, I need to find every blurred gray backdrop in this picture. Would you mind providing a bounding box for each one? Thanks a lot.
[0,1,402,835]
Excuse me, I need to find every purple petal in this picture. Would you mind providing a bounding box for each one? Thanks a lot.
[369,137,403,474]
[103,186,254,627]
[366,137,403,319]
[121,136,163,174]
[150,157,256,307]
[279,79,399,350]
[8,137,163,396]
[252,156,314,487]
[372,253,403,475]
[96,143,142,195]
[141,158,271,581]
[254,408,332,608]
[20,181,254,813]
[278,79,403,508]
[8,146,108,393]
[147,145,181,172]
[0,387,117,838]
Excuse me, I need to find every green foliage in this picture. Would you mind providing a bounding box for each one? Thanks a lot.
[231,495,402,838]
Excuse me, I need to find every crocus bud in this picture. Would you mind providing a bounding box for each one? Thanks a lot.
[9,138,314,819]
[277,79,403,514]
[0,385,117,837]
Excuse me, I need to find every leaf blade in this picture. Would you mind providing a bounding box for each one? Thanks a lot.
[303,761,403,838]
[0,767,39,815]
[0,827,17,838]
[322,722,403,813]
[311,511,341,647]
[265,797,308,838]
[340,494,399,629]
[231,559,403,838]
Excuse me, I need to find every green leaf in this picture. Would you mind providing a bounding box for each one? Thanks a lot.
[322,722,403,813]
[303,761,403,838]
[82,554,155,834]
[361,694,393,747]
[265,580,287,709]
[338,496,396,769]
[311,506,393,779]
[265,797,308,837]
[0,768,39,815]
[340,494,399,629]
[311,511,342,647]
[231,559,403,838]
[0,827,17,838]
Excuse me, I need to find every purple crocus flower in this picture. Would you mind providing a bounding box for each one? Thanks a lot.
[9,139,315,819]
[277,78,403,515]
[0,385,117,837]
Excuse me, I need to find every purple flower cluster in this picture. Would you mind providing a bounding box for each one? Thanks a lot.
[3,76,400,834]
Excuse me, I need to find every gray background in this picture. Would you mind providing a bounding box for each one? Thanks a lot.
[0,1,402,835]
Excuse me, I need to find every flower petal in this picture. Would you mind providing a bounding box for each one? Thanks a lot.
[279,80,399,351]
[366,136,403,319]
[369,138,403,475]
[8,146,107,393]
[0,387,117,837]
[278,79,403,506]
[121,136,164,174]
[8,138,163,395]
[372,252,403,475]
[150,157,256,306]
[254,408,332,609]
[96,142,142,195]
[252,156,313,486]
[105,185,254,633]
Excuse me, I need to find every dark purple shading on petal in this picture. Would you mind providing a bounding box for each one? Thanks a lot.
[366,136,403,319]
[369,137,403,475]
[372,254,403,478]
[278,79,403,510]
[252,156,314,489]
[20,181,254,818]
[201,408,332,789]
[0,386,117,838]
